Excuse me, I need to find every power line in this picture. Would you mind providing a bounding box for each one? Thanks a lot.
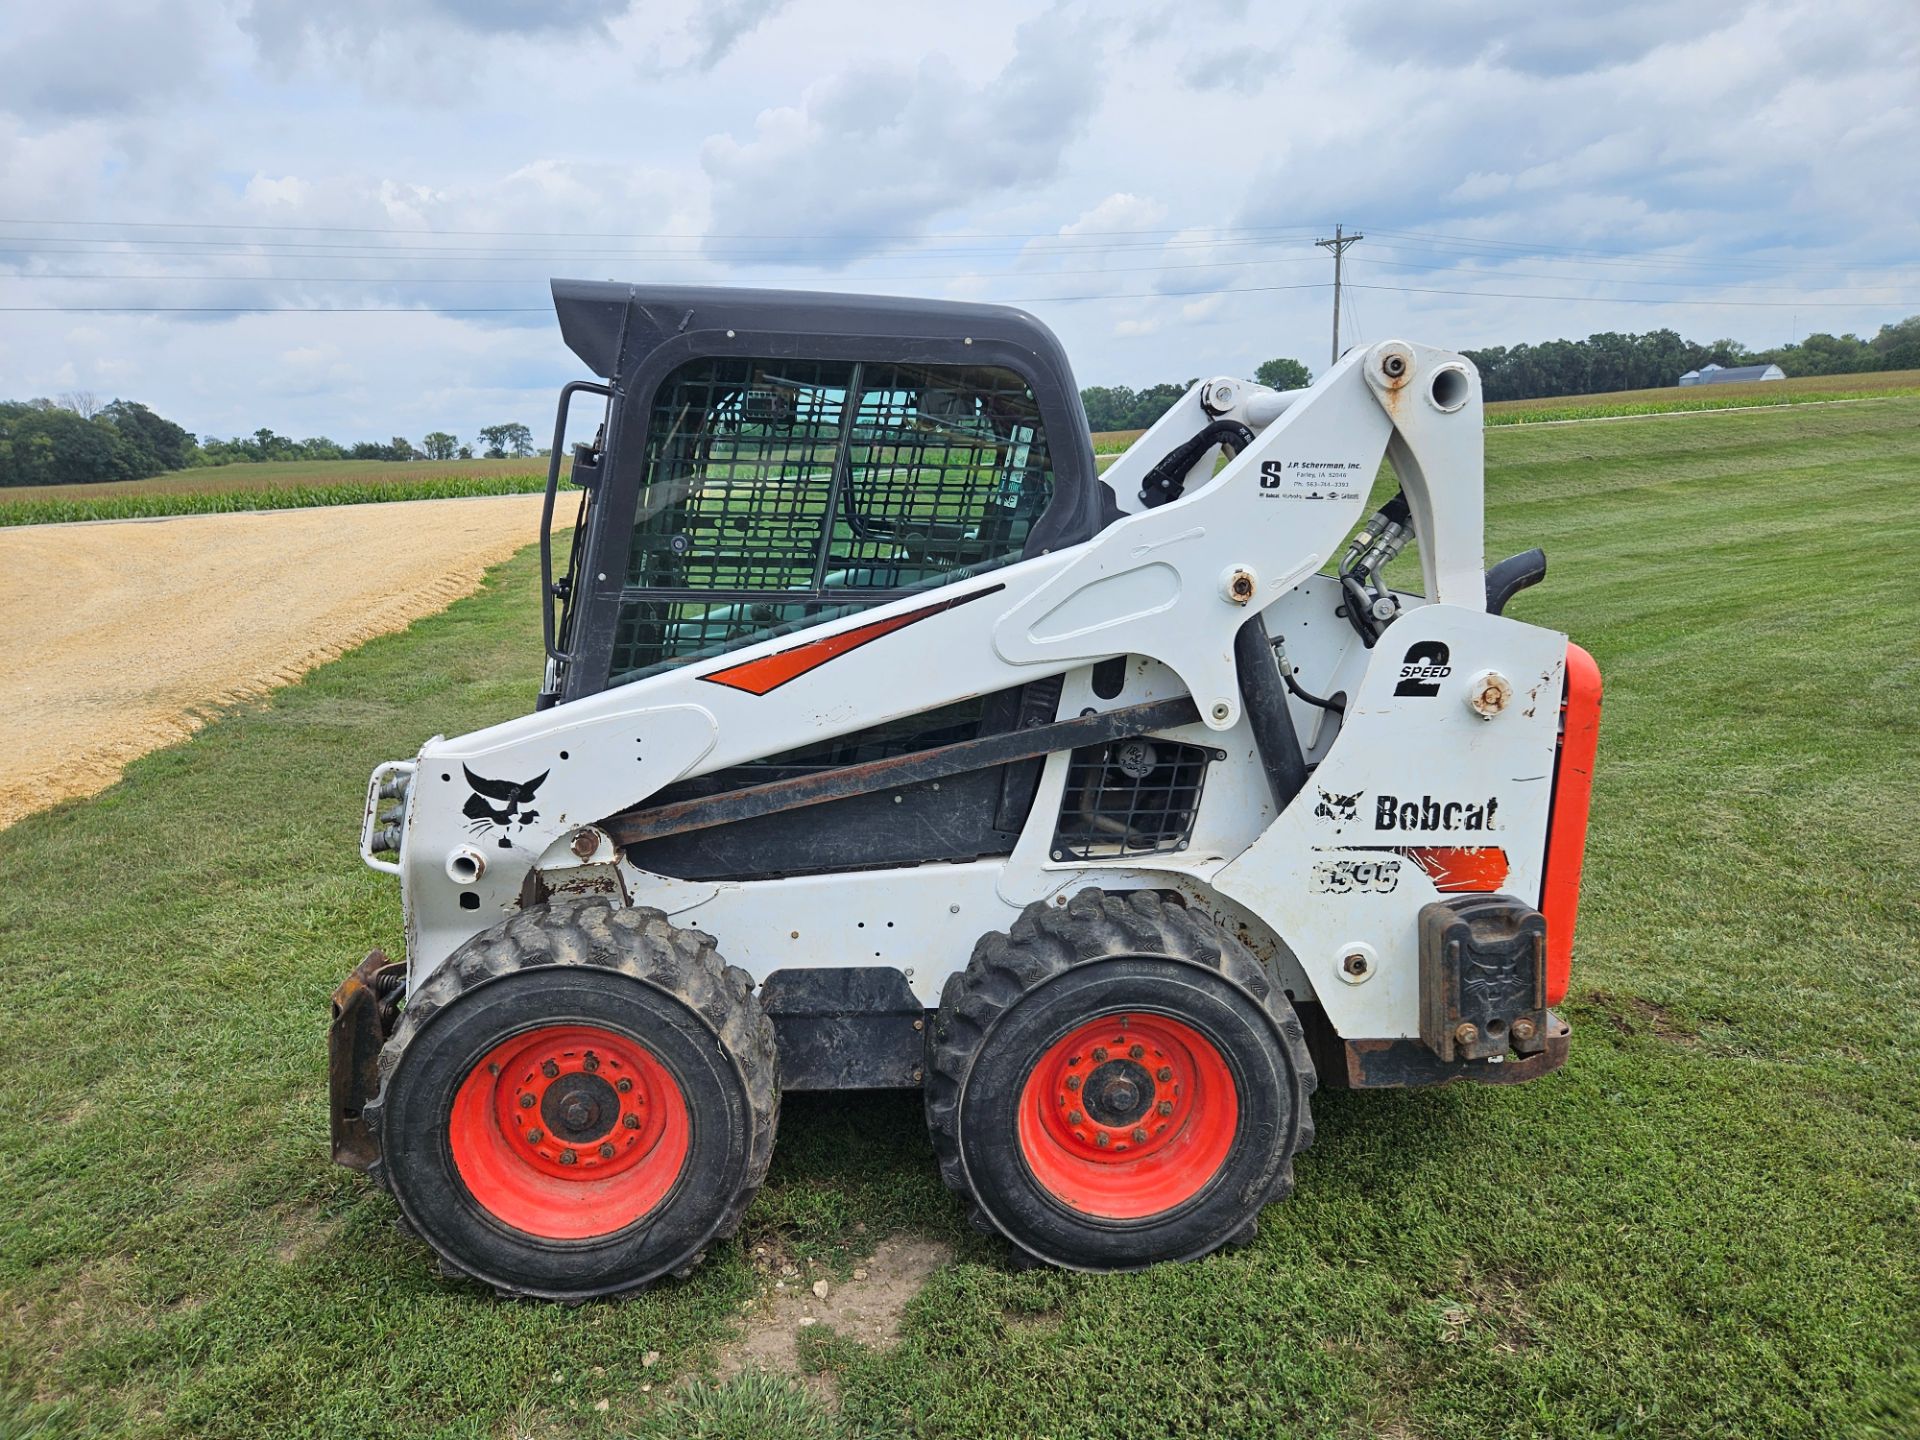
[1362,226,1853,274]
[0,281,1336,314]
[1346,282,1900,309]
[9,276,1906,317]
[0,215,1332,243]
[4,214,1904,284]
[0,253,1334,287]
[0,231,1329,263]
[1315,225,1363,366]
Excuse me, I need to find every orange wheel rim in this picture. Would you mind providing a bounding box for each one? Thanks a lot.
[1016,1013,1237,1220]
[447,1024,690,1240]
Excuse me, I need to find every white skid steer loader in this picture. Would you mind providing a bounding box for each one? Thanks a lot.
[331,282,1602,1300]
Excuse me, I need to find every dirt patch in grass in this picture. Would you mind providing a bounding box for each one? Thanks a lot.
[1586,989,1700,1044]
[720,1234,950,1383]
[1463,1263,1539,1354]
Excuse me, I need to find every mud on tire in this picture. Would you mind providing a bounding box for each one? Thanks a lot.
[926,889,1315,1271]
[365,897,778,1301]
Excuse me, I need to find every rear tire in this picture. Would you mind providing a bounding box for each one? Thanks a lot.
[366,898,777,1300]
[926,889,1314,1271]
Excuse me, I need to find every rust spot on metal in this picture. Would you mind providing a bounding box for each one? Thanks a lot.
[329,950,404,1172]
[1341,1014,1571,1089]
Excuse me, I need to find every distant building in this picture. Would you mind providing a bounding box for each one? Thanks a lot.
[1679,362,1787,386]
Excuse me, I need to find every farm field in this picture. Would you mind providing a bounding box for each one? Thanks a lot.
[0,457,551,527]
[1,400,1917,1438]
[0,492,550,827]
[1,455,548,503]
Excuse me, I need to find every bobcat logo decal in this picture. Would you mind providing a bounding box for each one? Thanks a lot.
[463,765,549,842]
[1315,788,1362,824]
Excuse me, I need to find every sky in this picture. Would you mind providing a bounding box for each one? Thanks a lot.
[1,0,1916,446]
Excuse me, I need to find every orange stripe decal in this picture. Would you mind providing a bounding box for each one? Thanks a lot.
[1400,845,1510,893]
[697,584,1004,696]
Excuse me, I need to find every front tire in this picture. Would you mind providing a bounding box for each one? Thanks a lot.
[366,899,778,1300]
[927,890,1314,1271]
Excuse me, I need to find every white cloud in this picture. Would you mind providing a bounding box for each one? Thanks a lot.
[0,0,1915,436]
[699,5,1104,266]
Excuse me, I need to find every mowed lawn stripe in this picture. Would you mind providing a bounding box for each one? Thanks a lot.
[0,401,1915,1438]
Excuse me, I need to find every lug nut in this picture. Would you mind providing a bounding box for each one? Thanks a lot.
[583,1053,599,1073]
[559,1149,577,1166]
[518,1092,536,1109]
[1065,1075,1081,1091]
[1092,1047,1109,1062]
[1132,1128,1149,1144]
[616,1077,633,1093]
[1067,1110,1084,1126]
[526,1129,544,1144]
[1157,1100,1174,1117]
[1094,1131,1111,1148]
[599,1143,616,1160]
[1455,1022,1480,1046]
[541,1060,559,1079]
[1128,1044,1144,1059]
[1157,1066,1174,1082]
[487,1062,501,1076]
[623,1114,640,1130]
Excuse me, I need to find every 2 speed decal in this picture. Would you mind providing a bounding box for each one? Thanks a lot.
[1393,640,1452,698]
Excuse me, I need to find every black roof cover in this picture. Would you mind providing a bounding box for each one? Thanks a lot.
[551,280,1083,391]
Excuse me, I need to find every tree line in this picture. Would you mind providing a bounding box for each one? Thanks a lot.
[0,399,537,488]
[1463,316,1920,403]
[9,313,1918,486]
[1083,316,1920,428]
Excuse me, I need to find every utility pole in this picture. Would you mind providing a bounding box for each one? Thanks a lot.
[1315,224,1363,368]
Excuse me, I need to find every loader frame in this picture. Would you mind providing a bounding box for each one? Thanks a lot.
[348,283,1593,1088]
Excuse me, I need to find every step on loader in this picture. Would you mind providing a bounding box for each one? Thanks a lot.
[330,282,1602,1300]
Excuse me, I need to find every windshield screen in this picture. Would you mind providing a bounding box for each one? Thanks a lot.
[606,356,1055,686]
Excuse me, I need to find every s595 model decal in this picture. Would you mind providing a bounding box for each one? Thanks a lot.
[1311,858,1400,894]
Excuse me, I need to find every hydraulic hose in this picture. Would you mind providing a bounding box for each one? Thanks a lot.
[1233,613,1310,815]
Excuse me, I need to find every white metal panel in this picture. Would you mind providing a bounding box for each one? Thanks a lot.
[1213,604,1567,1039]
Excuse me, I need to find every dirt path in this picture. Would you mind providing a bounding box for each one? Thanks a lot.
[0,493,551,829]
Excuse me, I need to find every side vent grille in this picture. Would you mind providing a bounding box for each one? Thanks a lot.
[1052,738,1210,861]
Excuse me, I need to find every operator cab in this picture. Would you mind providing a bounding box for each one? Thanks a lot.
[539,282,1105,709]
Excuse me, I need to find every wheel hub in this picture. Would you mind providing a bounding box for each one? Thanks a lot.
[1040,1019,1205,1164]
[484,1030,669,1182]
[1081,1058,1154,1128]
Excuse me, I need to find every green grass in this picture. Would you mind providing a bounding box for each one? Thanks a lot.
[2,401,1918,1438]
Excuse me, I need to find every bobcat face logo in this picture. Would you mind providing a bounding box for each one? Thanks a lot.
[463,765,549,843]
[1315,788,1361,824]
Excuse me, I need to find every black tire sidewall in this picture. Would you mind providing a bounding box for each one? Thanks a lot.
[957,956,1297,1270]
[382,967,753,1298]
